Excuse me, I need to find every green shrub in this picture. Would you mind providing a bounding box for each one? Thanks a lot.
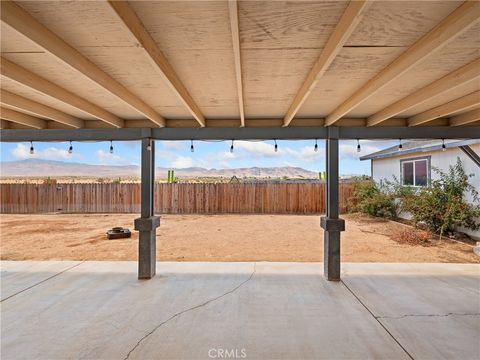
[349,179,398,218]
[401,158,480,237]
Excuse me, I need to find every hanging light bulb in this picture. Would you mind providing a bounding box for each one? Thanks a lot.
[190,140,194,153]
[230,140,234,153]
[314,139,318,152]
[442,138,446,151]
[29,141,34,155]
[146,140,152,151]
[398,139,403,150]
[68,141,73,154]
[274,139,278,153]
[109,140,114,154]
[357,139,361,153]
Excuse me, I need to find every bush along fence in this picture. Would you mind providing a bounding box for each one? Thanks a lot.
[0,183,354,215]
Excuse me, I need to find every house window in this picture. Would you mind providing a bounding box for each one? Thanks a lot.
[401,157,430,187]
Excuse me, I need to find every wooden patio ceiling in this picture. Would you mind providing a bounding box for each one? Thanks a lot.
[0,0,479,131]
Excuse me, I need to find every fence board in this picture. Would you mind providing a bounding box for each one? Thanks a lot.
[0,183,354,214]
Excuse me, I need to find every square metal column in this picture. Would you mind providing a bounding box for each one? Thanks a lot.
[320,132,345,281]
[134,138,160,279]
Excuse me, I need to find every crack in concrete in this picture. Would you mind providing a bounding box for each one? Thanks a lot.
[377,312,480,320]
[341,279,414,360]
[123,263,257,360]
[1,261,85,302]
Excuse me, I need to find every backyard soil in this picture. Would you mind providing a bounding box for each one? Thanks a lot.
[0,213,478,263]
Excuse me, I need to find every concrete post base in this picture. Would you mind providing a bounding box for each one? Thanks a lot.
[135,216,160,279]
[320,216,345,281]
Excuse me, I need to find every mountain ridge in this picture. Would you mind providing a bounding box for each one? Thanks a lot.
[0,159,318,178]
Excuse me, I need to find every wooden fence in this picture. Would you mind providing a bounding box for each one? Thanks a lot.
[0,183,354,214]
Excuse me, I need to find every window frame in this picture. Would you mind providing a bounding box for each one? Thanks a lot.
[400,156,431,187]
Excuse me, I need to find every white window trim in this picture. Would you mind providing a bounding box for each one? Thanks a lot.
[400,156,431,187]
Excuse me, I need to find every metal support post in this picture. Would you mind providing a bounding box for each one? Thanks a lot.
[321,130,345,281]
[134,138,160,279]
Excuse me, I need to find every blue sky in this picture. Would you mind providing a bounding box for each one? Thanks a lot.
[0,139,395,176]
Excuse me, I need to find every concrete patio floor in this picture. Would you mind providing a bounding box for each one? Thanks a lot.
[1,262,479,360]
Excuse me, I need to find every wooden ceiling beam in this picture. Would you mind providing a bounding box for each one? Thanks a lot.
[0,90,84,128]
[1,1,164,127]
[367,58,480,126]
[408,91,480,126]
[450,108,480,126]
[0,107,47,129]
[325,1,480,126]
[0,119,11,129]
[1,58,124,128]
[228,0,245,127]
[107,0,204,127]
[283,0,371,127]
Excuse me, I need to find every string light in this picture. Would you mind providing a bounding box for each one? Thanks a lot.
[442,138,446,151]
[398,139,403,150]
[230,140,234,153]
[314,139,318,152]
[109,140,114,153]
[357,139,361,153]
[29,141,34,155]
[68,141,73,154]
[146,140,152,151]
[190,140,194,153]
[274,139,278,153]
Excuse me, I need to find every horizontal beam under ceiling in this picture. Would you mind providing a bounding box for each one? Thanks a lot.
[0,127,479,142]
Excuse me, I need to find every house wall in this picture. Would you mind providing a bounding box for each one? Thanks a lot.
[371,144,480,239]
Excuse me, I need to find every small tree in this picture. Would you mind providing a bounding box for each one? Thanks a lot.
[401,158,480,238]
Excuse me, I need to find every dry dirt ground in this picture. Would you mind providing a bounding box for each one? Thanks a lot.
[0,213,478,263]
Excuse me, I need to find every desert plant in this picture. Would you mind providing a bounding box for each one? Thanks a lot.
[348,178,398,218]
[43,177,57,185]
[401,158,480,238]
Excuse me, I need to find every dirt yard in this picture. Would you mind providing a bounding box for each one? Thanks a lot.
[0,213,478,263]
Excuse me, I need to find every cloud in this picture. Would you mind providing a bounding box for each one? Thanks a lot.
[199,151,239,168]
[171,155,194,168]
[235,141,280,157]
[96,149,129,165]
[11,143,79,161]
[233,141,322,164]
[283,145,323,164]
[157,150,196,169]
[339,140,391,160]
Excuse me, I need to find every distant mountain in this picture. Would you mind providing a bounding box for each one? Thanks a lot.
[0,159,318,179]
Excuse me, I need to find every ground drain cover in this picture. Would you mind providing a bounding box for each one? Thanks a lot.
[106,227,131,240]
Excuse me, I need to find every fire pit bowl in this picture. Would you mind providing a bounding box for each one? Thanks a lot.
[106,227,132,240]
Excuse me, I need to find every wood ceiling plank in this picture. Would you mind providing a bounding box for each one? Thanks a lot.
[450,108,480,126]
[350,46,479,117]
[1,1,165,127]
[408,91,480,126]
[107,0,204,127]
[0,106,47,129]
[367,58,480,126]
[1,57,124,128]
[283,0,371,127]
[228,0,245,127]
[325,1,480,126]
[0,89,84,128]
